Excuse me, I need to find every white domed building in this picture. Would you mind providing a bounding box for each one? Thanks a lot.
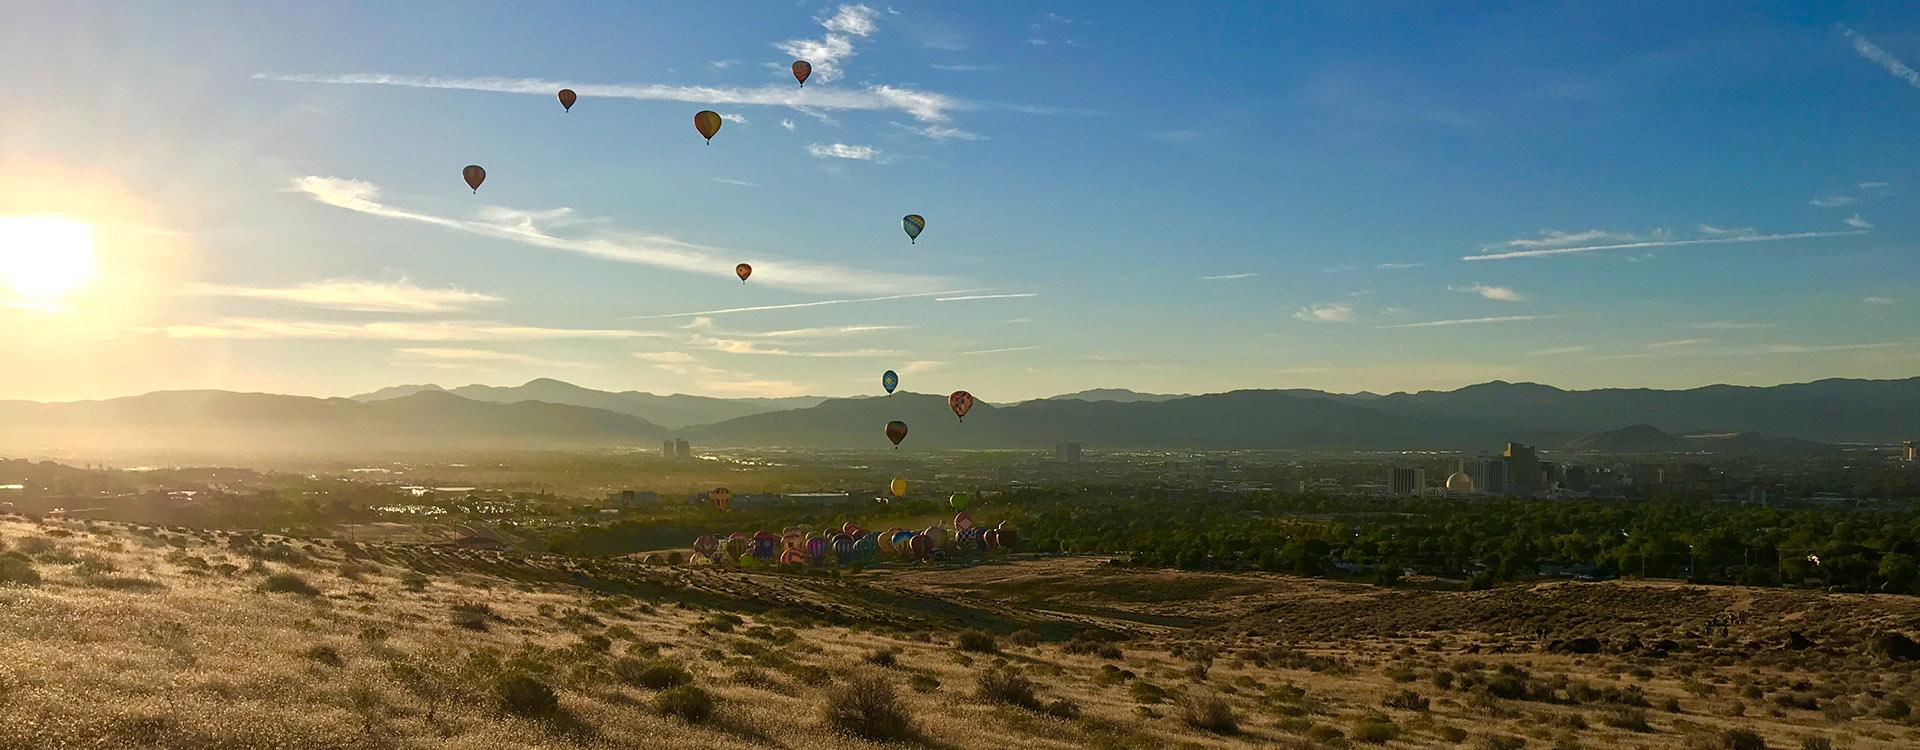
[1444,471,1476,494]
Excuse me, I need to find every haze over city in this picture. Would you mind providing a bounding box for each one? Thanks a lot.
[3,2,1916,404]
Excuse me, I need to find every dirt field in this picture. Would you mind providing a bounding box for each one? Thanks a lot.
[3,514,1917,749]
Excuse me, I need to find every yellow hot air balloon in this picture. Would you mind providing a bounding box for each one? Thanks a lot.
[694,110,723,143]
[890,477,907,498]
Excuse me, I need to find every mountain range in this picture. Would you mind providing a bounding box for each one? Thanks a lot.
[3,377,1915,456]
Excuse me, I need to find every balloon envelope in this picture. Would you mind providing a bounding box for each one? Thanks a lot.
[890,477,907,497]
[735,263,752,282]
[694,110,723,142]
[949,493,972,511]
[902,214,925,243]
[462,165,486,193]
[948,391,975,421]
[557,88,577,111]
[954,511,974,531]
[882,370,898,394]
[792,60,812,85]
[885,420,908,447]
[708,487,732,511]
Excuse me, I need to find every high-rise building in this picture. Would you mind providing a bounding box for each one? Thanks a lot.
[674,439,690,459]
[1389,467,1426,495]
[1503,442,1539,496]
[661,440,676,459]
[1464,458,1508,495]
[1905,440,1916,462]
[1054,442,1084,463]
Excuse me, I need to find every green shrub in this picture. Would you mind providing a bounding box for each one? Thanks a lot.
[822,671,917,742]
[655,685,714,723]
[1007,629,1041,647]
[1181,692,1239,735]
[865,647,899,667]
[305,644,345,667]
[1129,680,1167,704]
[909,674,941,692]
[1383,688,1429,711]
[0,554,41,586]
[1351,716,1399,744]
[259,572,319,596]
[496,673,560,719]
[1602,706,1652,732]
[956,630,998,653]
[976,668,1039,709]
[613,658,691,690]
[1436,725,1469,742]
[1042,697,1082,720]
[1720,729,1766,750]
[451,602,493,631]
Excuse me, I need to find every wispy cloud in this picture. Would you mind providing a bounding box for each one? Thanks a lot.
[1844,214,1873,229]
[806,142,882,160]
[743,323,906,338]
[255,72,963,123]
[1374,262,1427,271]
[778,4,880,83]
[1697,224,1754,237]
[1839,25,1920,92]
[1600,339,1920,359]
[1863,296,1896,305]
[1809,195,1855,208]
[962,345,1039,355]
[1491,229,1639,250]
[935,293,1036,302]
[1530,345,1591,356]
[708,59,739,71]
[627,288,991,320]
[292,176,947,295]
[394,347,593,369]
[1198,273,1258,281]
[690,333,893,358]
[1646,337,1712,349]
[929,63,995,72]
[1375,314,1551,329]
[1293,302,1354,323]
[1858,181,1890,190]
[709,177,758,188]
[899,360,946,374]
[188,279,501,313]
[1689,320,1774,331]
[145,318,657,341]
[1448,283,1525,302]
[1465,229,1862,262]
[893,123,984,141]
[780,119,796,131]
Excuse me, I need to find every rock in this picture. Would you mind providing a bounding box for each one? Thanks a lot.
[1567,637,1602,654]
[1869,632,1920,662]
[1786,631,1815,650]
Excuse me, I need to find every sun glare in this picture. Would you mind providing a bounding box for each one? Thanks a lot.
[0,214,97,303]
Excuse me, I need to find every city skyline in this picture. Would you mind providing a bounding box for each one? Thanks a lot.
[2,2,1917,403]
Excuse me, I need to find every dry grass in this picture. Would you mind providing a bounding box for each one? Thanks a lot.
[1,516,1918,749]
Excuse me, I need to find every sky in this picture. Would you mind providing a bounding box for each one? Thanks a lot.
[0,1,1916,403]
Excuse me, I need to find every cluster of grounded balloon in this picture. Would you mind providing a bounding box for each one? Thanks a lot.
[677,493,1018,568]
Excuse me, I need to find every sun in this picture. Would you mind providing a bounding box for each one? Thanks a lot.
[0,214,97,303]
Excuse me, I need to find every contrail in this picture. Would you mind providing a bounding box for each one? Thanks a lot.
[1464,231,1863,261]
[627,289,997,320]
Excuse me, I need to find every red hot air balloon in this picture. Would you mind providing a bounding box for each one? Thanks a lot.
[885,420,908,448]
[462,165,486,193]
[948,391,975,422]
[694,110,723,143]
[735,263,752,283]
[792,60,812,86]
[557,88,577,112]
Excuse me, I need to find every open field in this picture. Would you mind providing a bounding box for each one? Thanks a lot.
[4,513,1919,749]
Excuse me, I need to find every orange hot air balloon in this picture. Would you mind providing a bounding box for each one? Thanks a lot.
[735,263,752,283]
[462,165,486,193]
[792,60,812,86]
[885,420,908,448]
[557,88,577,112]
[708,487,732,511]
[694,110,723,143]
[948,391,975,422]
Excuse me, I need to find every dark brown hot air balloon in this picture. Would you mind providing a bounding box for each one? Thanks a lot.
[885,420,908,449]
[948,390,975,422]
[735,263,752,283]
[557,88,577,112]
[462,165,486,193]
[792,60,812,86]
[694,110,723,143]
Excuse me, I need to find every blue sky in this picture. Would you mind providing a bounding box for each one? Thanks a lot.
[0,1,1915,402]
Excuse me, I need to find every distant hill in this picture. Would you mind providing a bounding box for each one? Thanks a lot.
[1043,388,1186,403]
[1565,423,1840,456]
[352,378,825,429]
[0,390,668,456]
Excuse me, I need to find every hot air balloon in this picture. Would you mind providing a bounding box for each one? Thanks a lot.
[885,420,908,448]
[780,547,805,565]
[948,391,975,422]
[878,528,902,554]
[792,60,812,86]
[902,214,925,244]
[923,526,948,550]
[693,534,719,560]
[694,110,723,143]
[841,521,862,537]
[723,535,748,562]
[708,487,732,511]
[954,511,974,531]
[462,165,486,193]
[832,534,855,563]
[736,263,752,283]
[890,477,907,498]
[949,493,972,512]
[908,532,930,560]
[557,88,577,112]
[882,370,898,395]
[891,530,916,556]
[854,535,879,563]
[806,535,829,566]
